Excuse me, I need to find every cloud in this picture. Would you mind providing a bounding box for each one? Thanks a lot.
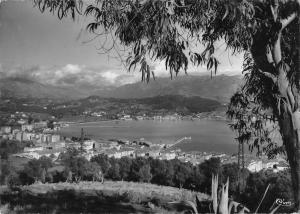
[0,52,243,89]
[101,71,119,84]
[0,63,140,88]
[0,64,41,80]
[63,64,81,74]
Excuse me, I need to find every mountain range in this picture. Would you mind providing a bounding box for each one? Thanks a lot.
[96,75,242,103]
[0,77,88,100]
[0,75,242,103]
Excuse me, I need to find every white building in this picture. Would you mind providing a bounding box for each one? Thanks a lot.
[107,149,135,159]
[14,152,40,159]
[21,124,33,132]
[247,160,285,173]
[41,134,51,144]
[1,134,13,140]
[34,121,48,129]
[148,150,161,158]
[0,126,11,134]
[17,119,27,125]
[15,132,23,141]
[51,134,60,143]
[121,115,132,120]
[83,140,95,150]
[22,132,35,141]
[24,146,44,152]
[274,162,289,172]
[136,116,144,120]
[248,161,263,172]
[161,152,176,160]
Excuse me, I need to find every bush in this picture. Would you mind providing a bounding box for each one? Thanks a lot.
[239,169,293,213]
[7,173,21,189]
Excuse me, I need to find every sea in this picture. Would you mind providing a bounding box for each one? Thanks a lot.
[59,119,241,155]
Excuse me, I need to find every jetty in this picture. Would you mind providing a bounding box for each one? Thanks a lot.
[167,136,192,148]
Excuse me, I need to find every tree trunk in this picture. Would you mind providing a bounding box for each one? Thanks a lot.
[277,102,300,212]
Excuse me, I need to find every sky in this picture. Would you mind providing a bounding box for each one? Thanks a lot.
[0,0,244,88]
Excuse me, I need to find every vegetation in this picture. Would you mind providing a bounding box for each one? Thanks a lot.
[0,160,293,213]
[0,95,221,119]
[0,147,293,213]
[0,139,33,160]
[174,174,288,214]
[0,181,209,213]
[50,95,221,118]
[33,0,300,210]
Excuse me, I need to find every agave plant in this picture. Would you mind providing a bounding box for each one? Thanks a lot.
[211,175,249,214]
[169,174,282,214]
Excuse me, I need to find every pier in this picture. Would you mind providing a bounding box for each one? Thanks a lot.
[168,136,192,148]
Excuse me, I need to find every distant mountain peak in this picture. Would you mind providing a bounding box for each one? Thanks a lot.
[0,74,242,103]
[4,76,37,84]
[95,74,242,103]
[0,77,86,100]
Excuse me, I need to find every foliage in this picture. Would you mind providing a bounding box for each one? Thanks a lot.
[62,154,102,182]
[29,0,300,210]
[0,160,14,185]
[107,157,121,180]
[19,156,53,184]
[90,154,111,177]
[240,169,294,213]
[197,157,222,193]
[38,156,53,170]
[0,140,33,160]
[227,88,283,158]
[47,120,54,129]
[59,147,80,162]
[33,0,299,83]
[138,164,152,183]
[150,159,175,186]
[118,156,132,181]
[2,150,294,213]
[172,159,193,188]
[41,168,46,183]
[221,163,247,196]
[0,181,207,213]
[6,172,21,190]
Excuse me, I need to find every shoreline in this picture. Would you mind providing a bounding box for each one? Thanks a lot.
[61,118,229,126]
[57,119,238,155]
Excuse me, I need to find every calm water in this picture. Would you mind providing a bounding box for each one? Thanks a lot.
[59,120,240,154]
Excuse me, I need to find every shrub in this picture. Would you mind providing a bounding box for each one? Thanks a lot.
[7,173,21,189]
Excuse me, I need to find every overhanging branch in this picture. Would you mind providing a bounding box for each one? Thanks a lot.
[281,12,297,29]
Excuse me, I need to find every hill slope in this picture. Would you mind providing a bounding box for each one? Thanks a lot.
[0,77,87,100]
[0,75,242,103]
[0,181,210,213]
[50,95,222,117]
[97,75,242,103]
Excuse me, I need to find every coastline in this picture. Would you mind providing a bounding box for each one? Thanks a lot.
[58,119,238,154]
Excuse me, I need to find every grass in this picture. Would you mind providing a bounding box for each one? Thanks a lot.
[0,181,210,213]
[20,181,209,205]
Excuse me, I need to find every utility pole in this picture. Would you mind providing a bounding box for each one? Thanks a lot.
[237,138,245,193]
[238,141,245,169]
[80,128,84,153]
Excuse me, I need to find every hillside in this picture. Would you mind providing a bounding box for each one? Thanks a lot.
[50,95,222,117]
[96,75,242,103]
[0,75,242,103]
[0,181,210,213]
[0,77,87,100]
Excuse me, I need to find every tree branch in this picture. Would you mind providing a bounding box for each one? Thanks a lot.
[270,0,279,21]
[272,31,282,65]
[266,45,274,65]
[259,69,277,83]
[281,12,297,29]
